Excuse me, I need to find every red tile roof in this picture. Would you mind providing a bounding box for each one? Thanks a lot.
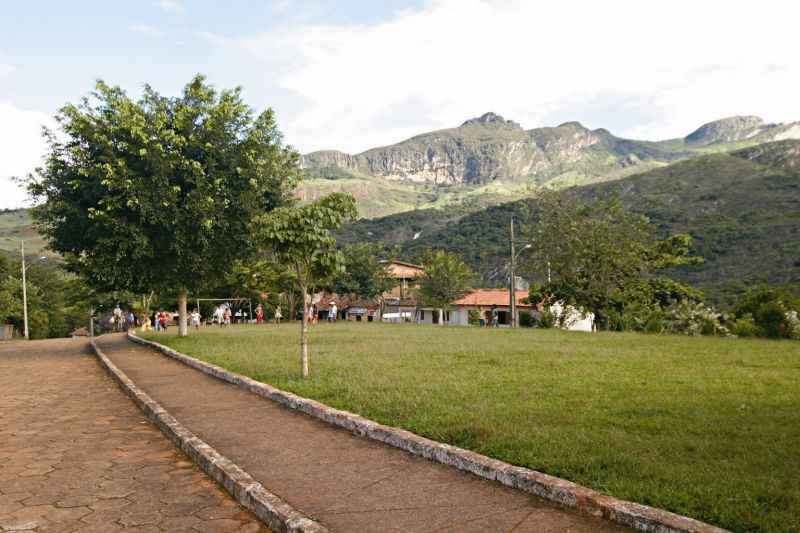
[452,289,531,308]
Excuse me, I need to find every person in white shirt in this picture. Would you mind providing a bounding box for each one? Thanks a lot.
[190,309,201,330]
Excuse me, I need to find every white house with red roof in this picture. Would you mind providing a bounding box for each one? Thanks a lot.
[417,288,594,331]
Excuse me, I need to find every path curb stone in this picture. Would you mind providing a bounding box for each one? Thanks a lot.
[127,333,730,533]
[92,339,330,533]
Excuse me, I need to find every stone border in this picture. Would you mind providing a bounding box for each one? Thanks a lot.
[91,339,329,533]
[128,333,730,533]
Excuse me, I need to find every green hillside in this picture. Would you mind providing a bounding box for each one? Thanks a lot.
[339,140,800,305]
[0,209,50,257]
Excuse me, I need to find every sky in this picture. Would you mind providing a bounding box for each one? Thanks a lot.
[2,0,800,208]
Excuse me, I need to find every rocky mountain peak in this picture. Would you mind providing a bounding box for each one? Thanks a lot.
[685,115,765,146]
[556,121,588,130]
[461,112,521,129]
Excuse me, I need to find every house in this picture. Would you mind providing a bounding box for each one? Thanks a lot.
[380,260,425,321]
[418,288,531,326]
[417,288,595,331]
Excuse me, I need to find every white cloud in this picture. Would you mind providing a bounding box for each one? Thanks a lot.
[0,102,55,209]
[215,0,800,153]
[128,23,162,36]
[157,0,184,13]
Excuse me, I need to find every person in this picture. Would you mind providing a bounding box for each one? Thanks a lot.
[152,311,160,332]
[127,311,136,330]
[491,306,499,328]
[223,306,231,326]
[309,303,317,325]
[273,305,282,325]
[141,314,152,332]
[329,302,338,323]
[190,309,201,330]
[255,304,264,324]
[159,311,169,332]
[113,305,123,332]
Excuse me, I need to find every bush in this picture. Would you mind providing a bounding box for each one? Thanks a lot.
[729,314,759,338]
[468,309,481,326]
[519,310,534,327]
[535,310,555,328]
[755,301,791,338]
[663,301,729,336]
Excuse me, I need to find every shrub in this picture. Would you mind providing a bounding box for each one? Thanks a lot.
[729,314,758,338]
[519,311,534,327]
[664,301,729,336]
[468,309,481,326]
[756,301,790,338]
[535,310,555,328]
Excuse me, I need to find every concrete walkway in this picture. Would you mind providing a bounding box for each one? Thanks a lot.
[0,337,269,533]
[96,334,627,533]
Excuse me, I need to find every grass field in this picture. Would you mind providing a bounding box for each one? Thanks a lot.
[145,323,800,532]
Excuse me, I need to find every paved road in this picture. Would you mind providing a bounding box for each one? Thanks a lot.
[97,334,628,533]
[0,337,269,533]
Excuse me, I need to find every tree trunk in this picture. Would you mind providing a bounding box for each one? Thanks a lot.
[300,285,310,378]
[288,292,296,322]
[177,288,188,337]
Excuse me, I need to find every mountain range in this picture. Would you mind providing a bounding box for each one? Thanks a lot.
[300,113,800,218]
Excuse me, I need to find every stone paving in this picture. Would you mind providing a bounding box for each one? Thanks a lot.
[0,338,269,533]
[97,334,629,533]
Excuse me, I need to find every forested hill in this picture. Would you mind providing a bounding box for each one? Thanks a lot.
[338,140,800,305]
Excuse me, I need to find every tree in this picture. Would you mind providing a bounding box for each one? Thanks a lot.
[330,243,396,318]
[731,286,800,338]
[417,250,473,325]
[254,193,357,377]
[525,191,700,329]
[27,75,300,337]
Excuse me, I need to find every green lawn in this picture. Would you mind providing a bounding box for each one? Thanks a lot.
[144,323,800,532]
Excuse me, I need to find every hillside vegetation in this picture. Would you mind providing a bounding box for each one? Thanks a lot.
[339,140,800,305]
[0,209,50,257]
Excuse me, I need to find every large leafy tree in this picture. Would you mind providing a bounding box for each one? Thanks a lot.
[525,191,699,329]
[330,243,396,317]
[417,249,473,325]
[254,193,357,377]
[27,75,301,336]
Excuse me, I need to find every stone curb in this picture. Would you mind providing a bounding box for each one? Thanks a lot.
[128,333,730,533]
[91,339,330,533]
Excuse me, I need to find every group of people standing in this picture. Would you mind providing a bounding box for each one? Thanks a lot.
[109,305,136,332]
[254,303,282,324]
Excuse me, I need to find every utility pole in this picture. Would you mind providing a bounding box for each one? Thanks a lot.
[509,217,516,328]
[20,240,29,340]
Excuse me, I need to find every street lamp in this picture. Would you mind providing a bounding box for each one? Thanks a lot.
[508,216,532,328]
[18,240,47,340]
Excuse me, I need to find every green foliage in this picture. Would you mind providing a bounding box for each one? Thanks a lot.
[467,309,481,325]
[0,254,94,338]
[525,191,698,329]
[254,193,357,292]
[28,75,300,297]
[731,286,800,339]
[728,314,758,338]
[417,250,473,312]
[535,309,555,328]
[662,301,728,336]
[330,243,396,300]
[518,310,533,327]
